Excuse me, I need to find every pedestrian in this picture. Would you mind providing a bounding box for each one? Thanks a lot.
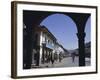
[51,54,54,67]
[72,52,75,63]
[59,52,62,62]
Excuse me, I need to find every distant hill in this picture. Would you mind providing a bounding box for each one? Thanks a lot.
[85,42,91,57]
[85,42,91,48]
[68,42,91,58]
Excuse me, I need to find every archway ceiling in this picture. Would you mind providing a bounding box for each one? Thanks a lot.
[23,10,90,31]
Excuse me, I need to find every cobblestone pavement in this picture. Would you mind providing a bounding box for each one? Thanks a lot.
[39,56,91,68]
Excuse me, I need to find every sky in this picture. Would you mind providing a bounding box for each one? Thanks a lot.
[40,13,91,50]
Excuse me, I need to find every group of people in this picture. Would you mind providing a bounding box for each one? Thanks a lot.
[41,52,64,65]
[51,52,63,64]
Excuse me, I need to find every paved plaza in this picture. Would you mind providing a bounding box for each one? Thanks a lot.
[39,56,91,68]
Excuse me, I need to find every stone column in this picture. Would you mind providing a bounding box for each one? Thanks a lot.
[77,32,86,66]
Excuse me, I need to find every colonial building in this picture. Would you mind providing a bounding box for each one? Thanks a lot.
[32,25,58,65]
[23,24,68,68]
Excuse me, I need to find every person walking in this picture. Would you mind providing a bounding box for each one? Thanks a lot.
[51,53,54,67]
[59,52,62,62]
[71,52,75,63]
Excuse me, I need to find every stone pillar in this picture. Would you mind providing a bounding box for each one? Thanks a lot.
[25,25,33,69]
[77,32,86,66]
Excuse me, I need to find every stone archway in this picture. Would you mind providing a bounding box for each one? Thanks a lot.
[23,10,90,69]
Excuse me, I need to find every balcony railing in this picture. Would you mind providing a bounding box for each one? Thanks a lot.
[42,41,54,49]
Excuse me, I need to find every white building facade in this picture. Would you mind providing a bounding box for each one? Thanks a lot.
[31,25,66,67]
